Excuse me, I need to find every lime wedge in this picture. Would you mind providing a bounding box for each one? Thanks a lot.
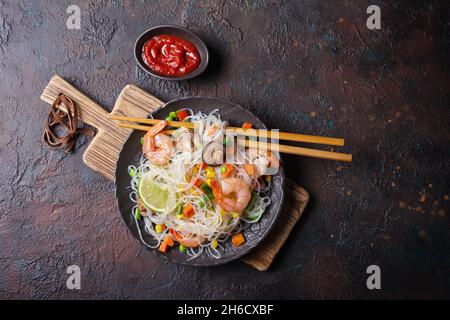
[138,176,175,213]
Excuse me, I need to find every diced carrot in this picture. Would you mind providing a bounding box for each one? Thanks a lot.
[164,235,175,247]
[243,164,255,175]
[159,242,169,253]
[222,164,234,178]
[176,110,189,122]
[231,233,245,247]
[242,122,253,129]
[191,176,203,188]
[183,204,195,218]
[209,179,222,199]
[199,162,207,170]
[169,229,180,240]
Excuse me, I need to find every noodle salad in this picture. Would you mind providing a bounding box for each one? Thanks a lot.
[127,109,279,260]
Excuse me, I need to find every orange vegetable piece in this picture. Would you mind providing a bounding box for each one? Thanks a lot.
[222,164,234,178]
[243,164,255,175]
[210,179,222,199]
[231,233,245,247]
[164,235,175,247]
[159,242,169,253]
[183,204,195,218]
[191,176,203,188]
[176,110,189,122]
[242,122,253,129]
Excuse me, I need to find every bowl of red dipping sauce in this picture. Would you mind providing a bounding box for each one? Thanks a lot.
[134,25,209,81]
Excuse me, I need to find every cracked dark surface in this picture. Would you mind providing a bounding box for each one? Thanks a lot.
[0,0,449,299]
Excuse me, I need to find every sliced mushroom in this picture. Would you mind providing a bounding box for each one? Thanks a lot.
[202,141,225,166]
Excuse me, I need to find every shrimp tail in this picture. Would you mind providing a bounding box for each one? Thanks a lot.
[210,179,223,200]
[148,120,168,136]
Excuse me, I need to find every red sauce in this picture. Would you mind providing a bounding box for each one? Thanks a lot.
[142,34,201,77]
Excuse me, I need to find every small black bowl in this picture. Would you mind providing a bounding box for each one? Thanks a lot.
[134,25,209,81]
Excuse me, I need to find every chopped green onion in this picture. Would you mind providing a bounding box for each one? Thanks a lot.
[207,192,214,200]
[169,111,177,119]
[128,168,136,178]
[199,199,205,208]
[245,192,258,212]
[179,244,186,253]
[223,135,231,146]
[135,207,141,220]
[140,137,144,145]
[201,183,212,194]
[177,204,183,215]
[220,165,227,174]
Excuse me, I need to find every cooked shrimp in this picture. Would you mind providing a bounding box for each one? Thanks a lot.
[143,133,174,165]
[248,149,280,176]
[174,127,193,153]
[178,235,205,248]
[211,178,251,213]
[171,229,204,248]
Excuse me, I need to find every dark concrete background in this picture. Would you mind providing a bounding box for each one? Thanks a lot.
[0,0,449,299]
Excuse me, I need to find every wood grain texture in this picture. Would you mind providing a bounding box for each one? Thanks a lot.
[40,75,308,270]
[241,179,309,271]
[40,75,164,180]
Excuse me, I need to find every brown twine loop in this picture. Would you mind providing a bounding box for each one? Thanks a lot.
[43,93,95,153]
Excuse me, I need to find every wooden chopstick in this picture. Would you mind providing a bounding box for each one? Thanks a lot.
[115,122,352,163]
[109,115,345,146]
[242,140,352,163]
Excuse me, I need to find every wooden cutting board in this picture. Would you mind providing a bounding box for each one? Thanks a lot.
[40,75,309,271]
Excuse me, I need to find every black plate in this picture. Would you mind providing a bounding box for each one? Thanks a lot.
[114,97,285,266]
[134,25,209,81]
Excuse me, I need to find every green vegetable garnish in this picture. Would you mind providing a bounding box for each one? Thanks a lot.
[169,111,177,119]
[135,207,141,221]
[245,192,258,212]
[201,183,212,194]
[166,116,174,121]
[129,168,136,178]
[177,204,183,215]
[223,135,231,146]
[140,137,144,145]
[220,165,227,174]
[179,244,186,253]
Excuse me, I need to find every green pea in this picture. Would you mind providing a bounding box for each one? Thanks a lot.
[166,116,174,121]
[220,165,227,174]
[169,111,177,119]
[179,244,187,253]
[128,168,136,178]
[135,207,141,221]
